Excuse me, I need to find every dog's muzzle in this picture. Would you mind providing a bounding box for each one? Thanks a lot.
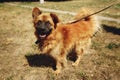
[37,28,52,39]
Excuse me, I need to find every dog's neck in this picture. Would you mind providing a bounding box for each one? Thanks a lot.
[35,38,45,44]
[35,39,46,50]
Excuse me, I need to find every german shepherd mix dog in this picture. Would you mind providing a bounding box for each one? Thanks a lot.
[33,8,99,74]
[32,7,60,50]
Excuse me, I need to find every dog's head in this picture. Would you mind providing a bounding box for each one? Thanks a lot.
[32,7,60,39]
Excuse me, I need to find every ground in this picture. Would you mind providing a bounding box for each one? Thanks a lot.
[0,0,120,80]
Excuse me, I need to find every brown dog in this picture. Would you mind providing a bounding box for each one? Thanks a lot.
[41,8,99,74]
[32,7,60,50]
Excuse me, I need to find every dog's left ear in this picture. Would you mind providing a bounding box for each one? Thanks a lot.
[50,13,60,28]
[32,7,42,19]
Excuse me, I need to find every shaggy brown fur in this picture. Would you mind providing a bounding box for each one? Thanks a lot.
[33,8,99,74]
[40,8,99,75]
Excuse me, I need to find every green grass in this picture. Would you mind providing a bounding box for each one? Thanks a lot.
[47,72,56,80]
[106,42,120,49]
[91,41,101,50]
[115,3,120,9]
[6,76,13,80]
[0,3,4,8]
[77,71,90,80]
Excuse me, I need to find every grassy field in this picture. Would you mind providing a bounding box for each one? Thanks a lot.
[0,0,120,80]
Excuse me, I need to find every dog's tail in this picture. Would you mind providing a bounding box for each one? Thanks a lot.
[75,8,100,34]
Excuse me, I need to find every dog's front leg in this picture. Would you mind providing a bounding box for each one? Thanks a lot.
[54,56,67,75]
[41,44,53,54]
[54,60,62,75]
[41,40,57,54]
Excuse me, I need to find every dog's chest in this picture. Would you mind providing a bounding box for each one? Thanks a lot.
[50,42,62,57]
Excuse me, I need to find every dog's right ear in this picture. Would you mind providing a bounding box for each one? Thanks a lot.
[32,7,42,19]
[50,13,60,28]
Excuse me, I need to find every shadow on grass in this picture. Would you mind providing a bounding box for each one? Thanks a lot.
[102,24,120,35]
[25,54,56,70]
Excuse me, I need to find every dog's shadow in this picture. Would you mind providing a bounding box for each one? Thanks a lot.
[102,24,120,35]
[25,54,56,70]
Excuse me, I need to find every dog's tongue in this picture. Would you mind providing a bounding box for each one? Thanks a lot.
[39,35,46,39]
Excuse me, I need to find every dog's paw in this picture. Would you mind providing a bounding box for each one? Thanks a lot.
[72,62,79,67]
[54,70,61,75]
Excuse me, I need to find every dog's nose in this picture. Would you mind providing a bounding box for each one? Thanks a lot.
[40,27,46,31]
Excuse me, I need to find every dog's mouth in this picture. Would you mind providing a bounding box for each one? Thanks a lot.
[39,34,46,39]
[38,29,52,39]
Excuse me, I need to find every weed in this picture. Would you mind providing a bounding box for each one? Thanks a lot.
[0,3,4,8]
[115,3,120,9]
[31,44,38,50]
[5,76,13,80]
[20,76,24,80]
[76,71,90,80]
[91,41,101,50]
[47,73,55,80]
[25,52,34,56]
[106,42,120,49]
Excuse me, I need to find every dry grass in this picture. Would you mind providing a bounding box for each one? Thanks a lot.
[17,0,120,19]
[0,1,120,80]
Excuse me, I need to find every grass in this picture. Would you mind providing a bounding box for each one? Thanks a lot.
[98,0,116,2]
[6,76,13,80]
[76,71,90,80]
[91,41,101,50]
[0,0,120,80]
[116,3,120,8]
[106,42,120,49]
[14,0,120,18]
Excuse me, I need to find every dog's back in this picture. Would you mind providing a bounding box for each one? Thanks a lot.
[52,8,100,51]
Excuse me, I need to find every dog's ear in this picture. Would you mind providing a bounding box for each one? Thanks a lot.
[50,13,60,28]
[32,7,42,19]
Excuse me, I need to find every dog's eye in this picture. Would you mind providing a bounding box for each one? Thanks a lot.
[37,20,42,25]
[45,21,51,26]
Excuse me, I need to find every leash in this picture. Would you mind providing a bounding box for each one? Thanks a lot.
[35,2,120,43]
[69,2,120,24]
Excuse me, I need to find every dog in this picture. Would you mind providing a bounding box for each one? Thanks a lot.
[40,8,100,75]
[32,7,60,50]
